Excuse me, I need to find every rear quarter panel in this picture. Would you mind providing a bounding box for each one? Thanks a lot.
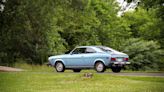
[91,53,111,66]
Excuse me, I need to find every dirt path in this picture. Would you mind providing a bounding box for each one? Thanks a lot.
[0,66,24,72]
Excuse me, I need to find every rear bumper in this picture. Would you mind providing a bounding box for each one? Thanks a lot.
[113,62,130,65]
[107,62,130,68]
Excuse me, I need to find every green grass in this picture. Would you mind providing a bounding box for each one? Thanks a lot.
[14,63,164,73]
[0,64,164,92]
[0,71,164,92]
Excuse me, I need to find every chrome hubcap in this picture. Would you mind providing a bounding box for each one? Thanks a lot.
[56,63,63,71]
[97,63,103,71]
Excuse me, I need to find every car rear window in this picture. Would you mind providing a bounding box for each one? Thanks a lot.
[85,48,96,53]
[96,46,114,53]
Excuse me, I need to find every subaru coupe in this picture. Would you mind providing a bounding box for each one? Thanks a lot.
[48,46,130,73]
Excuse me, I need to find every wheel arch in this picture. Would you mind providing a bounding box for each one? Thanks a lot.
[54,59,65,66]
[94,59,105,66]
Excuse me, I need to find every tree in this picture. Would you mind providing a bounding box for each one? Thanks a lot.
[0,0,66,65]
[139,0,164,48]
[123,8,161,40]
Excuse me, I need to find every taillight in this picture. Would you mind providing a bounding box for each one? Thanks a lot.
[124,58,128,61]
[111,58,116,61]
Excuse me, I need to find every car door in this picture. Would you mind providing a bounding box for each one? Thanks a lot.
[65,47,86,67]
[82,47,97,66]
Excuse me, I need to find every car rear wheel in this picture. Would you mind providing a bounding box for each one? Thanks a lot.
[73,69,81,72]
[111,67,121,73]
[55,62,65,72]
[95,62,106,73]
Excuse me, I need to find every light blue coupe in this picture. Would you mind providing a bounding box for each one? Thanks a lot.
[48,46,130,73]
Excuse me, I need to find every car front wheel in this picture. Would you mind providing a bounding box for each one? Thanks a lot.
[95,62,106,73]
[55,62,65,72]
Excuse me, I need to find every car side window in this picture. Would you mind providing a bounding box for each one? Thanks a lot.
[85,48,96,53]
[72,48,86,54]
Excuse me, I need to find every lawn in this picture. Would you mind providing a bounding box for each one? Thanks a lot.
[0,70,164,92]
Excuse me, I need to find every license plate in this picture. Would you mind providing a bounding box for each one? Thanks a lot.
[117,58,123,62]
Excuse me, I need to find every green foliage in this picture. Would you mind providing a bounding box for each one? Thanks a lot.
[140,0,163,9]
[0,0,65,65]
[139,0,164,48]
[121,38,164,71]
[123,8,161,40]
[0,0,164,71]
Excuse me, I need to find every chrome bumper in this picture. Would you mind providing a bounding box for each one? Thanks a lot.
[113,62,130,65]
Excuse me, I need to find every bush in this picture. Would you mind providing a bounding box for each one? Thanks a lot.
[121,38,164,71]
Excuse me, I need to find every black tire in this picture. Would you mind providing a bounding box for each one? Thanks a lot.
[55,62,65,72]
[111,67,121,73]
[73,69,81,72]
[95,62,106,73]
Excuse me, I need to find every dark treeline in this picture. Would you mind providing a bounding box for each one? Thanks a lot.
[0,0,164,70]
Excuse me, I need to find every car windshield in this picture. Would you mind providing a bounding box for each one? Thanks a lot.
[96,46,117,53]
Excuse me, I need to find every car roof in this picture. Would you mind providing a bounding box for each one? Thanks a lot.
[76,45,118,52]
[77,46,103,48]
[77,46,99,48]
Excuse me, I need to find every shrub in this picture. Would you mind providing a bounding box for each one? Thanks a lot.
[121,38,164,71]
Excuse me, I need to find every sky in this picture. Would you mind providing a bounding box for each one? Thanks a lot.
[117,0,140,16]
